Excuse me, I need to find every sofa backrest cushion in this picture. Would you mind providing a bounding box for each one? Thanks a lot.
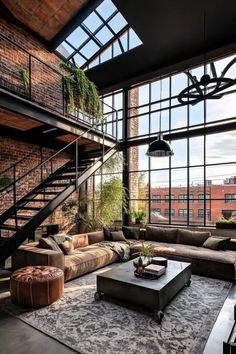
[38,236,63,253]
[87,231,104,245]
[202,236,230,250]
[110,230,127,241]
[59,237,75,255]
[72,233,89,249]
[146,226,178,243]
[103,226,122,241]
[122,226,140,240]
[177,229,211,246]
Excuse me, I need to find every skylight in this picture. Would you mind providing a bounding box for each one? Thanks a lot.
[56,0,142,70]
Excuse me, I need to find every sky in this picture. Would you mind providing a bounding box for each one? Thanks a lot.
[135,54,236,188]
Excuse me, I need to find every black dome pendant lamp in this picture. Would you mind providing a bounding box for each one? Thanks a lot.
[146,79,174,157]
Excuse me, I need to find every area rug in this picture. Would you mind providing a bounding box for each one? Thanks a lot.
[1,265,231,354]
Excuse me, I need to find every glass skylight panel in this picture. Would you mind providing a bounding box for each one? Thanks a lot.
[67,27,88,48]
[96,0,117,20]
[96,26,113,45]
[129,28,143,50]
[120,32,128,51]
[108,13,127,33]
[56,42,74,58]
[100,46,112,62]
[80,40,100,58]
[83,12,103,33]
[55,0,143,68]
[113,41,122,56]
[72,53,86,67]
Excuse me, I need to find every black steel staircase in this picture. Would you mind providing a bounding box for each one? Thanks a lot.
[0,136,118,264]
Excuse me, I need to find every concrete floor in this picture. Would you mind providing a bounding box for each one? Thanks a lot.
[0,270,235,354]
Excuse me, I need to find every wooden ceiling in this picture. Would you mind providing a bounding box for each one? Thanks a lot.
[0,108,43,131]
[1,0,89,40]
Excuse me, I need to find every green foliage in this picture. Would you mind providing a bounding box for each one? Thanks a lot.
[217,212,236,224]
[97,176,128,226]
[131,209,147,223]
[140,242,155,257]
[19,68,29,95]
[60,62,103,119]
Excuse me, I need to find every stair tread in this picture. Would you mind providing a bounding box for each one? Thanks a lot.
[44,183,70,187]
[19,206,41,210]
[23,198,51,202]
[0,224,16,231]
[9,215,31,220]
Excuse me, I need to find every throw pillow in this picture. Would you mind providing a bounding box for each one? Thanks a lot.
[122,226,140,240]
[59,237,74,255]
[51,233,67,244]
[110,230,127,242]
[103,227,121,241]
[38,236,62,253]
[146,226,178,243]
[203,236,230,251]
[177,229,211,247]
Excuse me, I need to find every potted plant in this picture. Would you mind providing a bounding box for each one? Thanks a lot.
[216,212,236,229]
[133,242,155,269]
[131,209,147,225]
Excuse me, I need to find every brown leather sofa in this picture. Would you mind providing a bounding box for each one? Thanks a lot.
[12,232,118,282]
[12,226,236,282]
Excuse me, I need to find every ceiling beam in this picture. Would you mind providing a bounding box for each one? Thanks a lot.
[87,40,236,95]
[48,0,103,51]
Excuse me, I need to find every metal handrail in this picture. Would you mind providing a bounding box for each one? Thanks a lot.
[0,122,99,196]
[0,32,120,138]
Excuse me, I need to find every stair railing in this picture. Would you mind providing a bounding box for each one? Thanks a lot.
[0,110,118,229]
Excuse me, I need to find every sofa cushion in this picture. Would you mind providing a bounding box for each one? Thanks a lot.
[177,229,211,247]
[146,226,178,243]
[38,237,62,253]
[59,237,74,255]
[110,230,126,242]
[87,231,104,245]
[64,245,118,281]
[72,234,88,249]
[122,226,140,240]
[202,236,230,251]
[103,226,122,241]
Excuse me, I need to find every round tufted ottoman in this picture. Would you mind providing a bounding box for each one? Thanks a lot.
[10,266,64,307]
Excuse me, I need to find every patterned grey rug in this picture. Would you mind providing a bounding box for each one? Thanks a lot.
[1,264,231,354]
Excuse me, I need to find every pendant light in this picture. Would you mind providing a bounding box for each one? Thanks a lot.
[178,12,236,106]
[146,78,174,157]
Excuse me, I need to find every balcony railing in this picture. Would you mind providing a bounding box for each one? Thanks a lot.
[0,33,119,139]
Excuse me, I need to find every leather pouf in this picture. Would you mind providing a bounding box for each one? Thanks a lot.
[10,265,64,307]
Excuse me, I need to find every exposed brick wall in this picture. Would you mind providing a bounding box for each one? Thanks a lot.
[128,88,139,215]
[0,136,72,230]
[0,17,64,113]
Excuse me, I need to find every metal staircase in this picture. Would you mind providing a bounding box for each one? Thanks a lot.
[0,131,118,264]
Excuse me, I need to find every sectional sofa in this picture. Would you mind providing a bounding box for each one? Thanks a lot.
[12,226,236,282]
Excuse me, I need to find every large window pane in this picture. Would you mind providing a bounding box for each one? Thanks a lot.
[171,139,187,167]
[189,136,204,166]
[206,131,236,164]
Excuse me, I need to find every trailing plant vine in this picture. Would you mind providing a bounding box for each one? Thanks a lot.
[60,62,103,119]
[19,68,29,95]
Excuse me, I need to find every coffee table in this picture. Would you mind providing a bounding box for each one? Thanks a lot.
[94,259,191,323]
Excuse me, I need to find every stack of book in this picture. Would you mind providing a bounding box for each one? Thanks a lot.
[144,264,166,277]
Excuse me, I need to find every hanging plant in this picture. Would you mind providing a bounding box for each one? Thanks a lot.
[19,68,29,95]
[60,62,103,119]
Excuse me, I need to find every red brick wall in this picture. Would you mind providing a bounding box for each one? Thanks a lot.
[0,136,72,229]
[0,17,63,113]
